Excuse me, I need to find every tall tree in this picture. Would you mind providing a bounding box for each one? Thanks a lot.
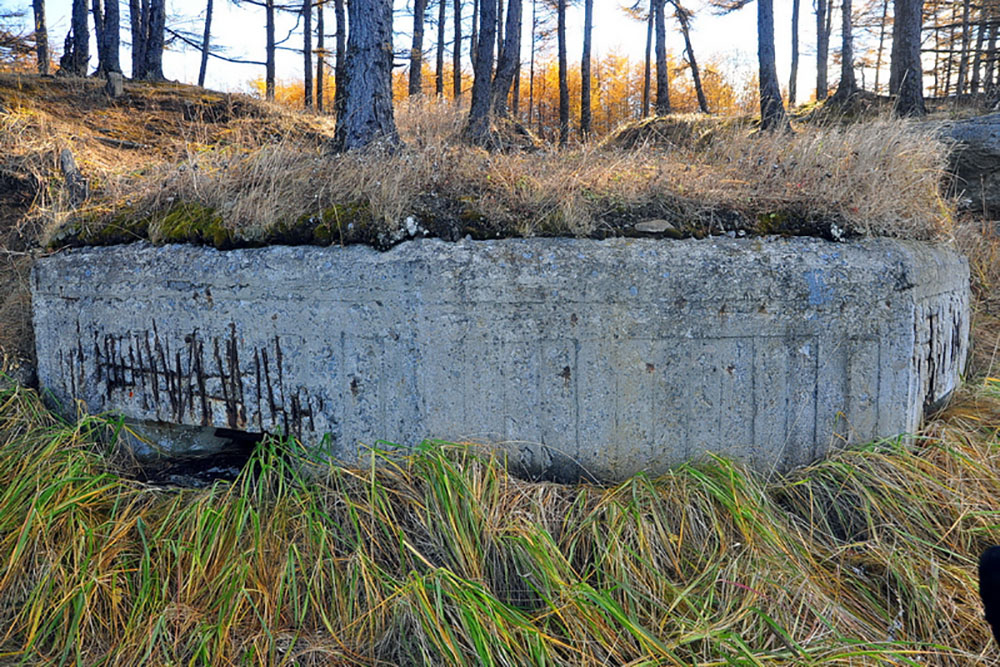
[32,0,47,75]
[955,0,972,94]
[409,0,426,96]
[828,0,857,102]
[873,0,888,92]
[265,0,275,99]
[304,0,313,107]
[334,0,346,115]
[671,1,708,113]
[788,0,799,105]
[816,0,830,99]
[758,0,787,129]
[198,0,213,86]
[453,0,462,98]
[59,0,88,76]
[99,0,120,74]
[465,0,497,142]
[642,0,653,116]
[891,0,925,115]
[654,0,670,114]
[557,0,568,144]
[332,0,400,151]
[435,0,446,95]
[316,0,324,109]
[492,0,521,115]
[580,0,593,138]
[131,0,166,80]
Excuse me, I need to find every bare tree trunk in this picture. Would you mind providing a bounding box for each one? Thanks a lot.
[972,11,986,95]
[130,0,145,79]
[304,0,313,108]
[316,0,324,109]
[61,0,89,76]
[642,0,652,117]
[32,0,48,75]
[465,0,496,142]
[944,1,957,96]
[874,0,888,93]
[557,0,569,144]
[654,0,670,114]
[830,0,857,101]
[92,0,104,69]
[956,0,972,94]
[580,0,592,138]
[471,0,479,69]
[436,0,446,96]
[92,0,120,74]
[199,0,213,86]
[497,0,504,61]
[334,0,346,116]
[983,23,1000,97]
[528,0,536,122]
[453,0,462,98]
[816,0,829,99]
[893,0,925,115]
[789,0,799,105]
[673,2,707,113]
[332,0,400,151]
[758,0,787,130]
[409,0,426,96]
[265,0,275,98]
[491,0,521,115]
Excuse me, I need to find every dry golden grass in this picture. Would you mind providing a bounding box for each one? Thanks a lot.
[0,74,956,250]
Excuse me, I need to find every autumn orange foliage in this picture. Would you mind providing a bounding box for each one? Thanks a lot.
[251,52,757,142]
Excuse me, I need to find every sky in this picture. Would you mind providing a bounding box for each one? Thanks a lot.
[7,0,828,98]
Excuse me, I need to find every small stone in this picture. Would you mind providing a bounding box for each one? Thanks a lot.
[634,219,682,238]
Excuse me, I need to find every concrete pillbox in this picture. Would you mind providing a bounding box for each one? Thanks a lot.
[32,236,969,481]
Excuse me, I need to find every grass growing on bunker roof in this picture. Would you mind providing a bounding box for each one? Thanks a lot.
[2,363,1000,664]
[0,75,955,250]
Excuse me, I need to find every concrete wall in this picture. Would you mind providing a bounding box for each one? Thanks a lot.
[32,236,970,481]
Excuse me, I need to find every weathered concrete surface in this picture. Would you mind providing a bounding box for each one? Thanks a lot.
[33,236,969,481]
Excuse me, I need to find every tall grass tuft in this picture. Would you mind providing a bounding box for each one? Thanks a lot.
[1,377,999,664]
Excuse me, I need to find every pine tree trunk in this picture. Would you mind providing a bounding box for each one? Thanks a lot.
[436,0,446,96]
[758,0,787,130]
[63,0,88,76]
[103,0,120,73]
[492,0,521,116]
[580,0,592,138]
[332,0,400,151]
[32,0,48,75]
[816,0,829,100]
[304,0,313,108]
[874,0,888,93]
[674,4,707,113]
[92,0,105,70]
[141,0,165,80]
[265,0,275,99]
[130,0,145,79]
[971,12,986,95]
[409,0,426,96]
[334,0,346,115]
[528,0,536,122]
[830,0,857,101]
[453,0,463,98]
[465,0,496,142]
[471,0,479,69]
[893,0,926,115]
[985,21,998,98]
[497,0,504,61]
[956,0,972,94]
[789,0,799,105]
[642,0,652,117]
[199,0,213,86]
[654,0,669,115]
[557,0,569,145]
[316,0,324,109]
